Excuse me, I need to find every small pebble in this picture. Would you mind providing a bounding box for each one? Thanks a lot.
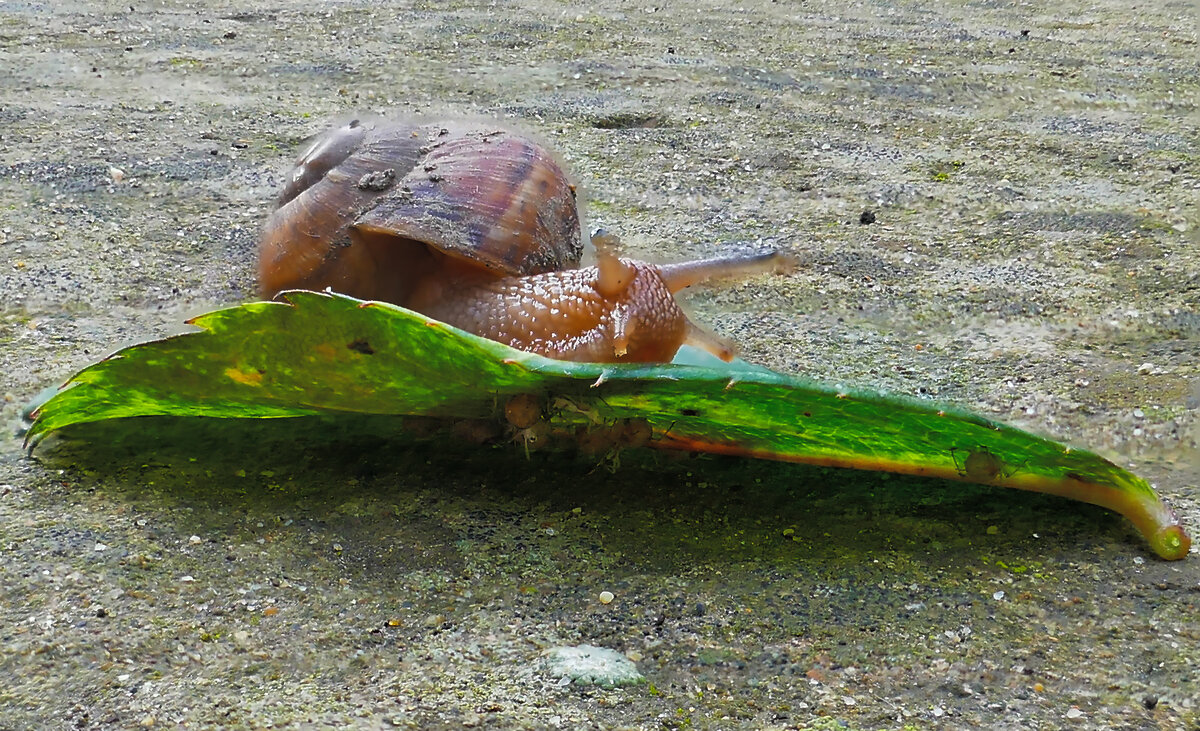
[189,535,202,544]
[993,590,1005,600]
[544,645,644,687]
[1066,707,1084,719]
[423,614,445,628]
[598,591,614,605]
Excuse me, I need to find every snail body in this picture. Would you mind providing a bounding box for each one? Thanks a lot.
[260,118,788,363]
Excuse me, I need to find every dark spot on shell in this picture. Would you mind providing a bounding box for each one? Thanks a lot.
[680,408,701,417]
[356,168,395,192]
[348,339,375,355]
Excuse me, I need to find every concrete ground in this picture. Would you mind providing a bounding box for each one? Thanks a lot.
[1,0,1196,728]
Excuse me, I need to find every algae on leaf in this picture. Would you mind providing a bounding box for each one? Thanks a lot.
[27,291,1192,560]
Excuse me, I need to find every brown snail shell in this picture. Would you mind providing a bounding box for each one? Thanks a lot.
[259,119,583,307]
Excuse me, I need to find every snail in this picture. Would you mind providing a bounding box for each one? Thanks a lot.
[259,118,790,363]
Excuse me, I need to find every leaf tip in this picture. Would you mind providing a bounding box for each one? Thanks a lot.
[1153,522,1191,561]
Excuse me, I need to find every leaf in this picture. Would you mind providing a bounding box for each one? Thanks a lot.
[26,291,1191,560]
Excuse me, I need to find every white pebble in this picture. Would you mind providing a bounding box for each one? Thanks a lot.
[544,645,644,687]
[598,591,614,604]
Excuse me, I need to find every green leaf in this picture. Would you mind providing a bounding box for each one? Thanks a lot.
[26,291,1191,560]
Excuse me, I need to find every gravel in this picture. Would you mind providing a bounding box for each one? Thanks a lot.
[1,0,1197,729]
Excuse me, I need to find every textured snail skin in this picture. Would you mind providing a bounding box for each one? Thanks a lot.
[419,259,689,363]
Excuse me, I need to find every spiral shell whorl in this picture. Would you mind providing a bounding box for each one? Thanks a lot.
[258,120,583,305]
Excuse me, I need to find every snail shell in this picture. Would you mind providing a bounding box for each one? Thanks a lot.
[259,119,583,307]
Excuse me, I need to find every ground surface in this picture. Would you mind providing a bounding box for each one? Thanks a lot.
[1,0,1197,729]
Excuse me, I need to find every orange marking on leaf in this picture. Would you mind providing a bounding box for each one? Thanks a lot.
[224,367,263,386]
[312,343,339,361]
